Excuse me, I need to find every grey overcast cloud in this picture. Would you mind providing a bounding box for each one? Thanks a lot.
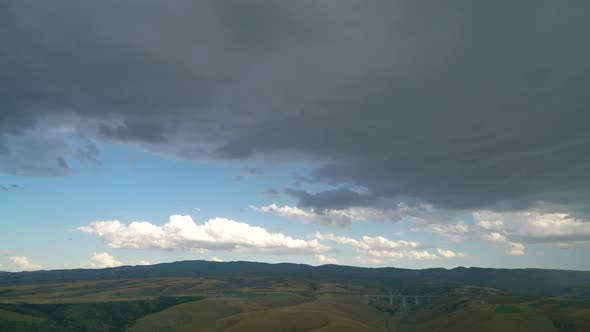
[1,1,589,273]
[2,3,590,330]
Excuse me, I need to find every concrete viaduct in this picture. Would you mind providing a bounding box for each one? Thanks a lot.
[364,293,437,308]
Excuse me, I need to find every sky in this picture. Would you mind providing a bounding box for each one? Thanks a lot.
[1,1,589,272]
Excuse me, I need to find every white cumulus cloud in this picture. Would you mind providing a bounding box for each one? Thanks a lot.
[473,208,590,256]
[412,206,590,256]
[314,254,337,264]
[474,209,590,245]
[436,248,466,259]
[481,232,525,256]
[413,221,471,242]
[314,233,465,263]
[78,215,332,255]
[131,260,151,266]
[314,233,421,251]
[9,256,42,271]
[88,252,124,268]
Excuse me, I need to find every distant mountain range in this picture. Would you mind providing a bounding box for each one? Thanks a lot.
[2,261,589,299]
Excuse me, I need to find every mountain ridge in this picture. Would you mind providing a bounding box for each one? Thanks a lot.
[1,260,589,299]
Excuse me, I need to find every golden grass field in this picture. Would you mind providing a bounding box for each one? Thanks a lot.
[128,294,388,332]
[0,276,588,331]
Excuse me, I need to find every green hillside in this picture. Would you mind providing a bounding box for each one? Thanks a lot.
[0,261,588,331]
[2,261,589,299]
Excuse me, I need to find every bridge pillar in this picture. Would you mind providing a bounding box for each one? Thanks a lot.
[415,296,419,304]
[402,296,406,307]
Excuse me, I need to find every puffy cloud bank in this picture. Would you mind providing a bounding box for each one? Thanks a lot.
[78,215,332,255]
[8,256,42,271]
[314,233,465,264]
[415,207,590,256]
[85,252,149,268]
[88,252,124,268]
[314,254,337,265]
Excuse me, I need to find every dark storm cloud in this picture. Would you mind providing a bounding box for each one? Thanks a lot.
[0,184,21,191]
[242,167,264,176]
[261,189,281,198]
[286,187,375,210]
[55,157,70,170]
[76,141,102,166]
[1,1,590,215]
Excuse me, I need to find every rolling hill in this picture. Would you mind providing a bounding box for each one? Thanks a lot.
[0,261,589,331]
[1,261,589,299]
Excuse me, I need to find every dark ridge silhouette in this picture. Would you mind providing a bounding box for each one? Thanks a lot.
[1,260,589,299]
